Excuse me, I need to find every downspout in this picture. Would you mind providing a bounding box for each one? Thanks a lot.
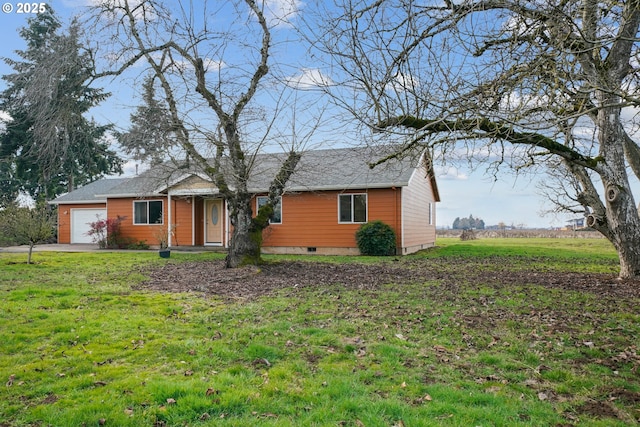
[396,187,403,254]
[167,193,172,248]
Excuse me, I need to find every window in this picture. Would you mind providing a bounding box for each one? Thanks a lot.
[339,194,367,223]
[134,200,163,225]
[256,196,281,224]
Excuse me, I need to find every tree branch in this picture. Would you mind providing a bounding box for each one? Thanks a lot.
[378,116,597,168]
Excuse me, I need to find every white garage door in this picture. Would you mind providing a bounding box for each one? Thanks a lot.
[71,209,106,244]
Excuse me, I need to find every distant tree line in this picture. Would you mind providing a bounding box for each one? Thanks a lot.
[452,215,485,230]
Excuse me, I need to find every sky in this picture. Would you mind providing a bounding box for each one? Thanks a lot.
[0,0,625,229]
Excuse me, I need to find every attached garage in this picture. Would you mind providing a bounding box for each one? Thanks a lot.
[71,208,106,243]
[49,178,130,245]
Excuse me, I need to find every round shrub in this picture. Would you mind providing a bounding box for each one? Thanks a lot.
[355,220,397,256]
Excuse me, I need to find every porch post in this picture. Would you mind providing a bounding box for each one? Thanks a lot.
[225,199,230,248]
[191,196,195,246]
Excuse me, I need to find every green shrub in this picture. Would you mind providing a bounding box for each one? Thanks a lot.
[355,220,397,256]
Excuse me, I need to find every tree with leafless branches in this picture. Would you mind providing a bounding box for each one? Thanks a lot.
[86,0,315,267]
[311,0,640,279]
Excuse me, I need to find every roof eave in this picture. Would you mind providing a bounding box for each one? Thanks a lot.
[49,199,107,205]
[94,193,164,199]
[249,182,410,193]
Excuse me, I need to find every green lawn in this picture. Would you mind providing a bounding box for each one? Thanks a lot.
[1,238,638,426]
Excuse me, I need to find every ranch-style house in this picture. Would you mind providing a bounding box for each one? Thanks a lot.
[51,146,440,255]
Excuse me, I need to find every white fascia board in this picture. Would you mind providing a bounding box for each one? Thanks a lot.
[251,182,410,193]
[153,171,212,193]
[49,199,107,205]
[168,188,221,196]
[94,193,164,199]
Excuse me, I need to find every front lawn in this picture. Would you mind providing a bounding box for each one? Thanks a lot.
[1,239,638,426]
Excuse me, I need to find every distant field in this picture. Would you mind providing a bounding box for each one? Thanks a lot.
[1,238,638,426]
[436,228,604,239]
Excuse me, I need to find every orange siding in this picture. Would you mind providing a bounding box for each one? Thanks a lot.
[57,203,106,244]
[107,197,168,246]
[170,197,194,246]
[58,182,436,254]
[260,188,401,250]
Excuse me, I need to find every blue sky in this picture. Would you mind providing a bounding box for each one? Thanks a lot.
[0,0,599,228]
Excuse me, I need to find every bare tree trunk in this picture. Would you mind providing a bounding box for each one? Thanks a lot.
[597,105,640,278]
[226,200,261,268]
[225,150,300,268]
[27,242,34,264]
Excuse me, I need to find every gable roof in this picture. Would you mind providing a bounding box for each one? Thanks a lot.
[52,146,439,203]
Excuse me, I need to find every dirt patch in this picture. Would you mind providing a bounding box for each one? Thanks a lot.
[41,394,58,405]
[138,260,424,300]
[137,257,640,301]
[571,400,621,420]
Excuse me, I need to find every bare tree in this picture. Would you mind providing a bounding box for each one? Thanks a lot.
[87,0,311,267]
[312,0,640,278]
[0,204,56,264]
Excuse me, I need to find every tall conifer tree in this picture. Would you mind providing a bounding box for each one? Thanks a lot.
[0,5,122,204]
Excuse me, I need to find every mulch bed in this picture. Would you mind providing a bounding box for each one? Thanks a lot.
[137,257,640,301]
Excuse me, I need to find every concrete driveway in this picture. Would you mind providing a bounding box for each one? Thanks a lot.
[0,244,223,253]
[0,244,102,253]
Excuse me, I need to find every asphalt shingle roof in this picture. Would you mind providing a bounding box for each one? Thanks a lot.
[50,178,130,204]
[52,146,433,202]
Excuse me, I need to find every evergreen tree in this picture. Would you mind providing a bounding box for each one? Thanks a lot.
[116,75,177,165]
[452,217,461,229]
[0,6,122,204]
[452,214,485,229]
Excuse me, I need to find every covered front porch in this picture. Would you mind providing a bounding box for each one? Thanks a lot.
[165,192,230,249]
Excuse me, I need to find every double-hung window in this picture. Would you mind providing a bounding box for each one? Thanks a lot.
[256,196,282,224]
[339,194,367,223]
[134,200,163,225]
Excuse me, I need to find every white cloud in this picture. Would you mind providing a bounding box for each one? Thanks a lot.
[263,0,302,28]
[285,68,333,89]
[436,166,468,181]
[0,110,12,122]
[385,72,420,93]
[0,110,11,132]
[168,57,226,74]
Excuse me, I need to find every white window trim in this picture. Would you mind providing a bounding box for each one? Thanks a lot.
[133,199,164,225]
[338,193,368,224]
[256,195,282,224]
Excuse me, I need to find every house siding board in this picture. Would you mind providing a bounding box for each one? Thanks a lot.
[107,197,168,245]
[401,164,437,252]
[170,198,193,247]
[57,203,106,244]
[260,188,401,250]
[172,175,215,192]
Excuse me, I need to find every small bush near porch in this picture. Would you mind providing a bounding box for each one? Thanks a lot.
[0,238,638,426]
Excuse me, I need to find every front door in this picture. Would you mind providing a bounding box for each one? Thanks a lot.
[205,199,223,245]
